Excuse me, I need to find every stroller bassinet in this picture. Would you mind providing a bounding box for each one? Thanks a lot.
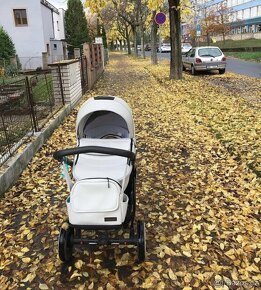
[53,96,146,262]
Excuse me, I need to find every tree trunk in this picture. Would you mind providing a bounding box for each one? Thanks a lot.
[169,0,182,80]
[141,25,145,59]
[207,32,211,45]
[222,32,225,44]
[151,11,158,65]
[119,40,123,51]
[126,26,131,55]
[132,25,138,56]
[110,40,114,50]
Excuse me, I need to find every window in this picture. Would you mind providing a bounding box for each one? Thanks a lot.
[57,21,60,31]
[53,44,57,50]
[198,48,222,57]
[251,7,258,18]
[188,49,195,57]
[13,9,28,26]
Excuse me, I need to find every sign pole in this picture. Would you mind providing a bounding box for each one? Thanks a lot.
[155,12,166,58]
[159,26,162,54]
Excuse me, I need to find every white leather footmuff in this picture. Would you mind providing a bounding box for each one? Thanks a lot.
[67,178,128,226]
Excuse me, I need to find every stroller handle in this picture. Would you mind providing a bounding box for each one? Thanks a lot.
[53,146,136,162]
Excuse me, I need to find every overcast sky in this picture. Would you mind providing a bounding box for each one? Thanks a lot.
[48,0,67,10]
[48,0,85,10]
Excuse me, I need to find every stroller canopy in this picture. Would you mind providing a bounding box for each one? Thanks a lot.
[76,96,135,139]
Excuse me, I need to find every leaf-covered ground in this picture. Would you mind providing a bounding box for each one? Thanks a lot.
[0,53,260,289]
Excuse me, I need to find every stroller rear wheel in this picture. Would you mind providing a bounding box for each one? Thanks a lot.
[137,221,146,262]
[58,226,74,262]
[123,167,136,227]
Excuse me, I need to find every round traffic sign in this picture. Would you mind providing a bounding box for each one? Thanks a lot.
[155,12,166,25]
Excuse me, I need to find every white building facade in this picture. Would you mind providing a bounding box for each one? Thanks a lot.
[197,0,261,35]
[0,0,67,70]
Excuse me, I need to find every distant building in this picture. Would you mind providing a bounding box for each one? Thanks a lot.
[198,0,261,34]
[0,0,68,70]
[183,0,261,41]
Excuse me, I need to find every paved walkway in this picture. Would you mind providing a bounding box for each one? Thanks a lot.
[0,54,260,289]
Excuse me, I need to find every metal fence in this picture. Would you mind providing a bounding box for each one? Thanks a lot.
[0,70,64,166]
[0,45,105,166]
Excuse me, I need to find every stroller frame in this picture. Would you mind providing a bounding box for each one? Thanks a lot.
[54,145,146,262]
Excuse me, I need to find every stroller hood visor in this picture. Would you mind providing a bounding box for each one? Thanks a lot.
[76,97,135,139]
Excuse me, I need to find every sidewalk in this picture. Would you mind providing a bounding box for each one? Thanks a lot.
[0,53,260,289]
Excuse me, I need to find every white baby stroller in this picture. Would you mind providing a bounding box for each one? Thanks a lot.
[53,96,146,262]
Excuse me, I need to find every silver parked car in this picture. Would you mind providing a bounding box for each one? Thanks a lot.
[159,43,171,53]
[182,46,226,75]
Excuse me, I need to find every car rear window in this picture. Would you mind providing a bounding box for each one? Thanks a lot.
[198,48,222,57]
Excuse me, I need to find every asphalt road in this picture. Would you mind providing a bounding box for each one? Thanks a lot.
[144,52,261,79]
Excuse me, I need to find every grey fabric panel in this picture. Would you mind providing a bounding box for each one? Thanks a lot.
[83,111,129,138]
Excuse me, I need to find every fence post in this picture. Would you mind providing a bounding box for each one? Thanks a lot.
[10,56,18,69]
[25,76,38,132]
[91,44,96,68]
[57,64,65,105]
[74,48,81,58]
[83,43,93,90]
[0,114,11,157]
[42,52,48,70]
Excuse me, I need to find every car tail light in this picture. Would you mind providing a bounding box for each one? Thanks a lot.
[222,56,226,61]
[195,58,202,64]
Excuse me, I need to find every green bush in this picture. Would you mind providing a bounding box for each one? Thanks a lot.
[5,64,19,76]
[0,26,16,60]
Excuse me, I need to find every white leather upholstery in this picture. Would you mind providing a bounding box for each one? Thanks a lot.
[68,179,128,225]
[72,138,133,189]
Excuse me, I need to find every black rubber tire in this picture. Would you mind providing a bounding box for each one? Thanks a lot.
[58,226,74,262]
[219,68,226,74]
[182,64,186,71]
[137,221,146,262]
[191,65,197,75]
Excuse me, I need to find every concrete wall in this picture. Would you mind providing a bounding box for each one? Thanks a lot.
[50,60,82,105]
[0,0,66,69]
[214,32,261,41]
[0,0,45,69]
[41,4,54,45]
[53,8,66,40]
[0,104,76,197]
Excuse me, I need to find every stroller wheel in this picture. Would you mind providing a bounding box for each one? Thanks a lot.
[58,226,74,262]
[137,221,146,262]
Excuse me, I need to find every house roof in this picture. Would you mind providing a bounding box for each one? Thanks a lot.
[41,0,59,14]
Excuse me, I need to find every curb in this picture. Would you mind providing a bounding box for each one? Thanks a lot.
[0,102,78,197]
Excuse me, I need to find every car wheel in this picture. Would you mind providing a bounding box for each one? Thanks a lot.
[191,65,197,75]
[182,64,186,71]
[219,68,226,74]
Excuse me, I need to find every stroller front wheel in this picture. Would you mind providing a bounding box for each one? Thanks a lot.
[58,226,74,262]
[137,221,146,262]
